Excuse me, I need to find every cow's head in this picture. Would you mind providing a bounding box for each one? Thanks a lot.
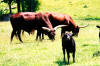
[42,25,67,40]
[72,26,79,36]
[72,24,89,36]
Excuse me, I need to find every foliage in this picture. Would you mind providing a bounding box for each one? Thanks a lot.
[0,2,9,20]
[93,51,100,57]
[1,0,40,12]
[0,10,3,20]
[22,0,40,12]
[3,0,15,3]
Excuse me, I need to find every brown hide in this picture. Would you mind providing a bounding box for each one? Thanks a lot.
[45,12,79,36]
[10,12,55,43]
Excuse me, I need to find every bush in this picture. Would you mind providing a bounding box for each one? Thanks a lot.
[83,4,88,8]
[22,0,40,12]
[0,10,3,20]
[0,2,9,20]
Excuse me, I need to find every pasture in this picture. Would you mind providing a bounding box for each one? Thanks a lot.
[0,20,100,66]
[1,0,100,65]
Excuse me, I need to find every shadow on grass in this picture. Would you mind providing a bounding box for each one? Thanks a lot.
[55,59,74,66]
[82,44,89,47]
[93,51,100,57]
[0,14,10,21]
[82,44,99,47]
[79,17,100,20]
[55,60,68,66]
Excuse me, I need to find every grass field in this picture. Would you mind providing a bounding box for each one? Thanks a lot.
[0,20,100,66]
[1,0,100,66]
[38,0,100,20]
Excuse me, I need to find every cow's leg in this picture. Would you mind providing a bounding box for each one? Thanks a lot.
[42,33,44,40]
[17,30,23,43]
[11,29,16,43]
[36,31,42,41]
[72,52,75,63]
[36,31,39,40]
[62,48,65,62]
[67,51,70,64]
[39,32,42,40]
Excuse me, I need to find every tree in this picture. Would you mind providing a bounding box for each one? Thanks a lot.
[21,0,24,12]
[3,0,12,14]
[16,0,21,12]
[21,0,40,12]
[30,0,33,12]
[3,0,40,13]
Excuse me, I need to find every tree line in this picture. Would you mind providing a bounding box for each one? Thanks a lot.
[2,0,40,14]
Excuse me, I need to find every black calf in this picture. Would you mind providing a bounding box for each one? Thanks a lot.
[62,32,76,64]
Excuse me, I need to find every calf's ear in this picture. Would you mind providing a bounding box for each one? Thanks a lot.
[61,33,65,38]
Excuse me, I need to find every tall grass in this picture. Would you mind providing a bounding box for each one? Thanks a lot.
[0,20,100,66]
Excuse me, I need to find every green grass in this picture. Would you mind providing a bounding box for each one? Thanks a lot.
[1,0,100,65]
[0,20,100,66]
[38,0,100,19]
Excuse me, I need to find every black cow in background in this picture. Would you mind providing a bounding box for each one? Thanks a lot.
[62,32,76,64]
[96,25,100,42]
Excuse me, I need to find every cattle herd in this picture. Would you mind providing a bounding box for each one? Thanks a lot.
[10,12,89,64]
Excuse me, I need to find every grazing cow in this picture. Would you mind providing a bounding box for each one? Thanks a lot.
[10,12,66,43]
[36,12,88,40]
[96,25,100,42]
[44,12,88,37]
[62,32,76,64]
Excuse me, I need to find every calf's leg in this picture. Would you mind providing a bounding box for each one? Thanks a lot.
[62,48,65,62]
[67,51,70,64]
[72,52,75,63]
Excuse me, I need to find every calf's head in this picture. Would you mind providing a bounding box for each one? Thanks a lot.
[63,32,73,40]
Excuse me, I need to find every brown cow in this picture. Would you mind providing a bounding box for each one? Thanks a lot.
[36,12,88,40]
[42,12,88,38]
[10,12,66,43]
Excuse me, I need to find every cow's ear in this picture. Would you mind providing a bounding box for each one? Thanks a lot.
[42,27,51,32]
